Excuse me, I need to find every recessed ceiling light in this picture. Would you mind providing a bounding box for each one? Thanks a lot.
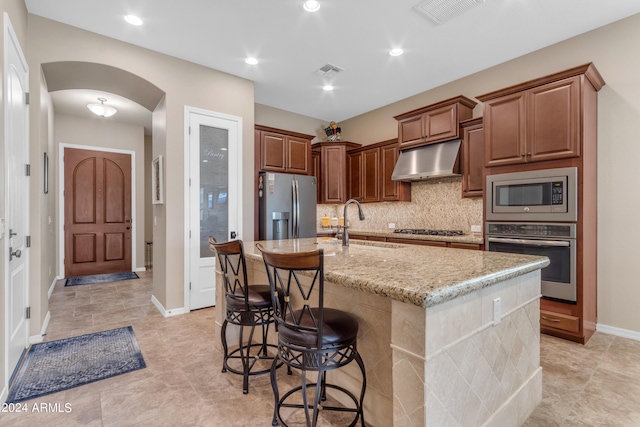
[124,15,143,26]
[389,48,404,57]
[245,57,259,65]
[323,85,334,91]
[303,1,321,12]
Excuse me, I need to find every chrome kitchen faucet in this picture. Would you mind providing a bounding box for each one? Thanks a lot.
[342,199,365,247]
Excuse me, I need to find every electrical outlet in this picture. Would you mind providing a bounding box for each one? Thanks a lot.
[388,223,395,229]
[493,297,501,325]
[471,225,482,233]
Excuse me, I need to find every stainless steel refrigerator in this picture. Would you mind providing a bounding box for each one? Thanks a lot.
[258,172,317,240]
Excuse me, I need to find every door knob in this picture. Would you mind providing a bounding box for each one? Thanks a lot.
[10,247,21,261]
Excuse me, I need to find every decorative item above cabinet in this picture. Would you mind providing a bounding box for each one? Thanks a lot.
[394,95,477,150]
[256,124,314,175]
[476,63,605,168]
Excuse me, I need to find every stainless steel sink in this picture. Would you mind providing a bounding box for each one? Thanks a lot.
[316,237,402,249]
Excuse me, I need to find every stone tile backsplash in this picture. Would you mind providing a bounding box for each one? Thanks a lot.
[318,177,483,234]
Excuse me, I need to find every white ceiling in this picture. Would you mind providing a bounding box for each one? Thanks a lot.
[26,0,640,126]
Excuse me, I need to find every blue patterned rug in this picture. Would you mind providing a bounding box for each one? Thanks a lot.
[6,326,146,403]
[65,271,139,286]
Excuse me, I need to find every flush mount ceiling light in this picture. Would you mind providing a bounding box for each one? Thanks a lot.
[245,57,259,65]
[389,48,404,56]
[87,98,117,118]
[322,84,334,91]
[124,15,143,26]
[303,1,321,12]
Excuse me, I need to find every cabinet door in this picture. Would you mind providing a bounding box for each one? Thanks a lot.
[462,122,484,198]
[348,152,363,201]
[362,148,380,202]
[312,151,321,204]
[425,104,457,143]
[287,136,310,174]
[398,114,424,148]
[527,76,580,162]
[321,145,347,204]
[484,92,526,167]
[260,132,287,172]
[381,143,410,201]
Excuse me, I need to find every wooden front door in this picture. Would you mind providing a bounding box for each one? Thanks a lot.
[64,148,132,277]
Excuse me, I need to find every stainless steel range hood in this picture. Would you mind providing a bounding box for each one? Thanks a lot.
[391,139,462,181]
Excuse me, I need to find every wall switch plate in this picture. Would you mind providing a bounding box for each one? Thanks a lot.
[471,225,482,233]
[388,223,395,229]
[493,297,501,325]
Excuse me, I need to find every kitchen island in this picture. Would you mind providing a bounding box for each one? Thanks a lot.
[213,237,549,426]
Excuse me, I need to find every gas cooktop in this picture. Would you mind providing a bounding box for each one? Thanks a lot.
[393,229,465,237]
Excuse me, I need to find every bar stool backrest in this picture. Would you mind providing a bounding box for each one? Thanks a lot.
[210,238,250,311]
[257,244,325,349]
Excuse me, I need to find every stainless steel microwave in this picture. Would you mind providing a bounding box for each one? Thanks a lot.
[486,167,578,222]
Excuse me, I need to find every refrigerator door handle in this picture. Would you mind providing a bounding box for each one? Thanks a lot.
[295,179,301,237]
[291,179,298,238]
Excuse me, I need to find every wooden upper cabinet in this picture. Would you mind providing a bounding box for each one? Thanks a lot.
[346,139,410,203]
[348,151,363,201]
[256,125,314,175]
[313,141,361,204]
[312,151,321,204]
[380,141,411,202]
[528,77,581,162]
[362,147,380,203]
[460,117,484,198]
[477,64,605,168]
[395,96,476,150]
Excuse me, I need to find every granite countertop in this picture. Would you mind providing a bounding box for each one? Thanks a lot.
[241,237,549,309]
[317,228,484,245]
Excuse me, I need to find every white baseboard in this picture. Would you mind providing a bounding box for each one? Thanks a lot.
[29,311,51,344]
[151,295,186,317]
[48,275,61,299]
[597,323,640,341]
[134,267,146,272]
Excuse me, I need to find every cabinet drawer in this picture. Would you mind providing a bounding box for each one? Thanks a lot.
[540,310,580,333]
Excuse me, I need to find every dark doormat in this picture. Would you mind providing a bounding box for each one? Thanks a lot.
[64,271,139,286]
[6,326,146,403]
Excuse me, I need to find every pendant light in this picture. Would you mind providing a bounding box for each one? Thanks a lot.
[87,98,117,118]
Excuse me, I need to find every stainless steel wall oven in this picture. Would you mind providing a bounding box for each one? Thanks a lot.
[486,222,576,302]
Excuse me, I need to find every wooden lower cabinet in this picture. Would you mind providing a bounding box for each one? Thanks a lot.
[540,310,580,334]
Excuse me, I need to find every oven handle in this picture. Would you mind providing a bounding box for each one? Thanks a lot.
[487,237,571,247]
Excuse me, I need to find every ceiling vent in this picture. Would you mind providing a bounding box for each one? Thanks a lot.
[315,63,344,77]
[413,0,485,24]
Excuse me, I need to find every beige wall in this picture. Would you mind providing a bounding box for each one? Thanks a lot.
[255,103,326,141]
[54,114,147,271]
[28,15,255,315]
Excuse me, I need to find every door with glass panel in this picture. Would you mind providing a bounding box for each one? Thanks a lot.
[188,110,241,310]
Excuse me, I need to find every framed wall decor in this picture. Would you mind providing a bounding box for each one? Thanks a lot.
[152,155,164,204]
[43,152,49,194]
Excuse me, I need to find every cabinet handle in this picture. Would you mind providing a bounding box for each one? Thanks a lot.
[521,153,526,157]
[541,315,560,323]
[527,152,532,157]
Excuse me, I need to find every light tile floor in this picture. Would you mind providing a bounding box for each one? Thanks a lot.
[1,270,639,426]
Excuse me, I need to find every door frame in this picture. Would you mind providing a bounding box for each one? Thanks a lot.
[58,143,138,278]
[183,106,243,312]
[2,12,29,402]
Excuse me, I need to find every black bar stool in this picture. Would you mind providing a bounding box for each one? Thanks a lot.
[210,238,281,394]
[256,243,366,427]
